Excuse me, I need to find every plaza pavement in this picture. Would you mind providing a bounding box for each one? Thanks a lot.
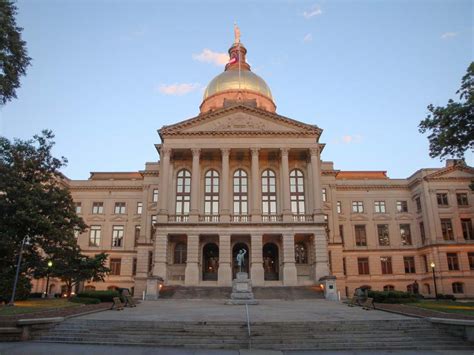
[77,299,411,322]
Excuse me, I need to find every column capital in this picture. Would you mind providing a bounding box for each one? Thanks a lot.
[221,148,231,156]
[250,147,260,156]
[160,147,172,157]
[280,147,290,156]
[309,147,320,157]
[191,148,201,157]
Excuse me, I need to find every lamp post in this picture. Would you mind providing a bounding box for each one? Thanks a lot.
[44,260,53,298]
[8,236,30,306]
[430,262,438,300]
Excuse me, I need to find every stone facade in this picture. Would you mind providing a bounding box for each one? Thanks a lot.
[31,40,474,299]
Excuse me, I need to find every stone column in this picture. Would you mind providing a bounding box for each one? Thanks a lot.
[157,147,171,222]
[218,235,232,286]
[310,147,322,214]
[190,148,201,223]
[281,148,292,222]
[153,233,168,280]
[250,148,261,222]
[250,235,264,286]
[313,227,330,281]
[185,234,200,286]
[220,148,231,223]
[282,233,297,286]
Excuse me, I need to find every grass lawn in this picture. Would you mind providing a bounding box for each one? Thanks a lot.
[0,298,79,316]
[411,300,474,316]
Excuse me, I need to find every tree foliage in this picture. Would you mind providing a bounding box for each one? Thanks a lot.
[0,0,31,105]
[0,130,109,300]
[419,62,474,159]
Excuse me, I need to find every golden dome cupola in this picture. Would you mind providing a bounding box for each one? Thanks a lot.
[200,26,276,114]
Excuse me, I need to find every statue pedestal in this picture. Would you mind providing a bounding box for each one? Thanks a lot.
[145,276,163,301]
[226,272,258,305]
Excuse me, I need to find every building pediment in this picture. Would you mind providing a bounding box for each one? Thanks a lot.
[350,214,370,222]
[110,216,128,223]
[159,105,322,138]
[425,164,474,181]
[373,214,392,221]
[394,214,413,221]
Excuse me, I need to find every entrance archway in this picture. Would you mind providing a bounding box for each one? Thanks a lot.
[232,243,249,278]
[263,243,279,280]
[202,243,219,281]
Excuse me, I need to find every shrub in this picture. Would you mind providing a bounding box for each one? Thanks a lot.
[0,273,32,304]
[76,290,119,302]
[368,290,418,303]
[69,296,100,304]
[437,294,456,301]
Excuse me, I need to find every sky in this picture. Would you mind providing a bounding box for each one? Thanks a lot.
[1,0,472,180]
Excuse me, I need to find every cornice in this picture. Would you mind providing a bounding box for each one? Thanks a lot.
[70,186,143,191]
[335,185,409,191]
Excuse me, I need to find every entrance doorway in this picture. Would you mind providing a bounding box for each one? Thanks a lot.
[232,243,249,278]
[263,243,279,280]
[202,243,219,281]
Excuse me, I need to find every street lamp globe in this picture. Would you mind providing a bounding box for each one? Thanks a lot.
[430,262,435,268]
[47,260,53,267]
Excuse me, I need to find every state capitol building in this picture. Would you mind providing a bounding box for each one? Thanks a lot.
[34,37,474,299]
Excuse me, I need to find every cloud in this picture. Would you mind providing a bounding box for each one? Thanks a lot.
[440,32,458,39]
[192,49,228,66]
[157,83,201,96]
[332,134,363,144]
[303,33,313,43]
[303,5,322,19]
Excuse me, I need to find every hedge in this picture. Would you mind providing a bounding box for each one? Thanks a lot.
[76,290,119,302]
[368,290,418,303]
[69,296,101,304]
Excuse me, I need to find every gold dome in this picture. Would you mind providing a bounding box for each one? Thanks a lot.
[203,69,273,101]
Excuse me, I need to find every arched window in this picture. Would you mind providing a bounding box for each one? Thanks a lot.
[383,285,395,291]
[176,169,191,215]
[174,243,187,264]
[290,169,305,215]
[452,282,464,294]
[295,243,307,264]
[204,170,219,215]
[233,169,248,215]
[262,169,277,215]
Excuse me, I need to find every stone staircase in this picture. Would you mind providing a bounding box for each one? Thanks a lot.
[159,286,323,300]
[32,318,473,350]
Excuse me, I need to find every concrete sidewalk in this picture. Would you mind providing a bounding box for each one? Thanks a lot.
[0,342,472,355]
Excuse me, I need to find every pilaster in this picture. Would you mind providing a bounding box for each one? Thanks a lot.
[281,148,292,222]
[310,147,322,214]
[153,233,168,281]
[218,235,232,286]
[313,227,330,281]
[220,148,231,223]
[282,233,297,286]
[250,234,264,286]
[157,147,171,222]
[185,234,200,286]
[190,148,201,223]
[250,148,261,222]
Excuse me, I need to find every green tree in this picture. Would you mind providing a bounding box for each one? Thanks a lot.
[0,0,31,105]
[419,62,474,159]
[50,249,109,297]
[0,130,86,301]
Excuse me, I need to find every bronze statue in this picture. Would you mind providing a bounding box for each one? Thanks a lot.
[236,248,247,273]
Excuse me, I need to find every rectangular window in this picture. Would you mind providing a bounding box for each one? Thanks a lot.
[447,253,459,271]
[74,228,80,239]
[441,219,454,240]
[151,215,157,238]
[397,200,408,213]
[437,193,449,206]
[339,225,344,245]
[89,226,101,246]
[152,189,159,202]
[136,202,143,214]
[374,201,386,213]
[134,225,141,244]
[420,222,426,245]
[132,258,137,276]
[355,225,367,246]
[112,225,124,247]
[337,201,342,214]
[343,257,346,275]
[452,282,464,294]
[400,224,412,245]
[92,202,104,214]
[380,256,392,274]
[352,201,364,213]
[148,251,153,273]
[110,258,121,276]
[75,202,82,214]
[422,255,428,273]
[457,193,468,206]
[114,202,126,214]
[468,252,474,270]
[404,256,416,274]
[461,219,473,240]
[328,251,332,273]
[377,224,390,246]
[415,197,422,212]
[358,257,370,275]
[322,188,327,202]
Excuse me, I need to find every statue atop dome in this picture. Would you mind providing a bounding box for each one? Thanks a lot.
[234,23,241,44]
